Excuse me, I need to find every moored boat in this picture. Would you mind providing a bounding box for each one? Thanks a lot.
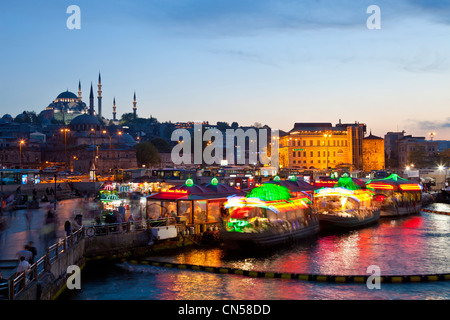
[366,174,422,217]
[220,184,319,250]
[313,183,380,230]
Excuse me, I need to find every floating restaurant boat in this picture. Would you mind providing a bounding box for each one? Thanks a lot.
[366,174,423,217]
[221,183,319,250]
[313,177,380,230]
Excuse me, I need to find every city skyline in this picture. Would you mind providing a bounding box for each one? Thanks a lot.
[1,1,450,139]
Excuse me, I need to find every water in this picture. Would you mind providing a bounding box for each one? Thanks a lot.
[67,204,450,300]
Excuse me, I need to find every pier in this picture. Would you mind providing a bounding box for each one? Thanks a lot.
[0,212,201,300]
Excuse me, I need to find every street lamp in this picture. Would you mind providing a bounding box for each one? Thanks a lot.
[19,140,25,169]
[429,132,436,141]
[60,128,70,171]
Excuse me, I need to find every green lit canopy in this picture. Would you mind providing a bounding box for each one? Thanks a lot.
[246,183,292,201]
[334,176,362,190]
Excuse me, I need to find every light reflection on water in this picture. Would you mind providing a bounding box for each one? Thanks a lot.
[68,208,450,300]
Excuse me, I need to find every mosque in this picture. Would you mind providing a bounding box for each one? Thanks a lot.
[39,73,138,125]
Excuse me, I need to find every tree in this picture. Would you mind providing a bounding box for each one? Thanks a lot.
[14,111,38,124]
[407,144,438,168]
[120,113,135,125]
[136,141,161,167]
[216,122,230,131]
[150,137,172,153]
[439,149,450,166]
[231,122,239,129]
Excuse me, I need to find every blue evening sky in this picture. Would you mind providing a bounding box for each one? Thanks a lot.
[1,0,450,139]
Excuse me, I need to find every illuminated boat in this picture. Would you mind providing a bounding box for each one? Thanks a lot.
[366,174,422,217]
[313,179,380,230]
[221,184,319,250]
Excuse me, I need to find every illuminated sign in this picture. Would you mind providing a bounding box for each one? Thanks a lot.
[366,183,394,190]
[399,184,422,191]
[162,189,188,194]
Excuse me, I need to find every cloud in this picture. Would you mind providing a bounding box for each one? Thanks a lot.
[407,118,450,130]
[400,52,449,73]
[127,0,377,37]
[207,49,280,67]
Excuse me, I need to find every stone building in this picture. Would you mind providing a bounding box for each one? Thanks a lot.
[279,121,366,171]
[362,132,385,172]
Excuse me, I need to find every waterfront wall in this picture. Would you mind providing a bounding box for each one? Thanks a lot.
[14,230,154,300]
[84,230,152,258]
[12,226,197,300]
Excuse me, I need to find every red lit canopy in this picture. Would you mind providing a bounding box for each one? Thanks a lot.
[366,174,422,192]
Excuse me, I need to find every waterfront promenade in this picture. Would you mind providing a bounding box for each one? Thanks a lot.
[0,198,89,278]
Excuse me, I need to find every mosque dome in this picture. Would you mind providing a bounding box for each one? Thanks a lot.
[56,91,78,101]
[70,114,101,126]
[113,132,136,145]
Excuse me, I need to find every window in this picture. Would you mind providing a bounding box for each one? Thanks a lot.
[323,151,326,157]
[310,151,313,157]
[303,140,306,146]
[303,152,306,157]
[310,140,313,146]
[293,151,296,157]
[317,140,320,146]
[317,151,320,157]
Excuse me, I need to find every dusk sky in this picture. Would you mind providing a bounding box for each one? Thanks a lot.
[1,0,450,139]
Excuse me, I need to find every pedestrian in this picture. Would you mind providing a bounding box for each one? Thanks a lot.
[24,207,32,230]
[16,245,32,263]
[64,220,71,236]
[27,241,37,264]
[16,256,30,273]
[72,215,82,231]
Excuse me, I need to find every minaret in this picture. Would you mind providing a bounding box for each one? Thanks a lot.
[78,80,82,102]
[133,91,137,119]
[97,72,102,118]
[89,82,94,116]
[113,97,117,121]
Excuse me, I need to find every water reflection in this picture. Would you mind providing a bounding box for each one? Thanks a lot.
[68,209,450,300]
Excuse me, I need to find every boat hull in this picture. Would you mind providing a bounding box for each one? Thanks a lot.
[380,204,422,217]
[316,210,380,230]
[221,222,319,251]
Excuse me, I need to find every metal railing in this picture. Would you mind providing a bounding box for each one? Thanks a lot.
[3,218,220,300]
[7,228,85,300]
[84,217,178,237]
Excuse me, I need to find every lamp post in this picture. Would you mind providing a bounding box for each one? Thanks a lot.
[429,132,436,141]
[19,140,25,169]
[60,128,70,171]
